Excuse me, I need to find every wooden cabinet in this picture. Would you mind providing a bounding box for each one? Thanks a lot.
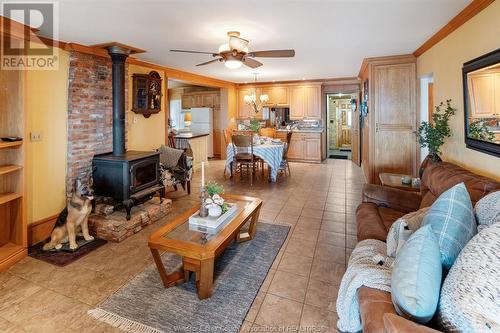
[181,95,193,109]
[132,71,162,118]
[283,132,322,162]
[304,86,321,118]
[359,55,417,184]
[290,86,305,120]
[181,91,220,109]
[288,134,305,159]
[290,85,321,119]
[262,86,289,106]
[237,88,263,119]
[213,130,222,158]
[304,134,321,160]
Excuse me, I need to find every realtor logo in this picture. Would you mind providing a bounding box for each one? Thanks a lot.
[1,1,59,70]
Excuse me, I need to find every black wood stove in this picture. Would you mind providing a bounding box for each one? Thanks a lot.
[92,44,164,220]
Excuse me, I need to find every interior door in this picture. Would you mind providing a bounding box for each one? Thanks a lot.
[374,63,417,180]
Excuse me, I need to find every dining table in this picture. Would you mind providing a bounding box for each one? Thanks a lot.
[225,139,285,182]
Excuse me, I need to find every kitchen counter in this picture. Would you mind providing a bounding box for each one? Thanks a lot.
[175,132,210,139]
[174,132,209,170]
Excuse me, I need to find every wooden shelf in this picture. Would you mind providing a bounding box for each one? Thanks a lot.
[0,165,22,176]
[0,192,22,205]
[0,141,23,149]
[0,242,24,262]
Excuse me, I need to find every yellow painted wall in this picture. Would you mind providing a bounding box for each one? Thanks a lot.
[26,48,69,223]
[417,1,500,180]
[127,64,166,150]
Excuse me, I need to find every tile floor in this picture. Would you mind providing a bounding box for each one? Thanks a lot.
[0,159,363,333]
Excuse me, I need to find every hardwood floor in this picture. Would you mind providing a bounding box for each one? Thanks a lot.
[0,159,363,333]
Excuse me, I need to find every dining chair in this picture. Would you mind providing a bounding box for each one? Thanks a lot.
[231,134,258,186]
[259,127,277,138]
[279,131,293,176]
[167,133,177,148]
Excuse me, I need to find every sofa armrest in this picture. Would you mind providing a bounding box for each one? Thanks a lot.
[383,314,441,333]
[362,184,422,213]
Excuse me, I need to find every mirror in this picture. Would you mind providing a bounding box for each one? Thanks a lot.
[463,48,500,157]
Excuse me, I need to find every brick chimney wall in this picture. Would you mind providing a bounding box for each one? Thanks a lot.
[66,51,128,195]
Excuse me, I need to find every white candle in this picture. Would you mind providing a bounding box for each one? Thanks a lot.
[201,161,205,187]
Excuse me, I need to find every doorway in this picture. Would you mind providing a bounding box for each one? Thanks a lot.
[326,93,356,160]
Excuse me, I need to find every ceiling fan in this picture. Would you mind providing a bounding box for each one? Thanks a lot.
[170,31,295,69]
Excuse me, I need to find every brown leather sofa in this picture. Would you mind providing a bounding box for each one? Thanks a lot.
[355,162,500,333]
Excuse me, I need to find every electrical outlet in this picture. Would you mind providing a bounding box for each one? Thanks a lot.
[133,115,138,124]
[30,132,42,142]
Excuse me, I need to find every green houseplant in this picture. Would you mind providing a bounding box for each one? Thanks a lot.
[416,99,456,176]
[469,119,495,142]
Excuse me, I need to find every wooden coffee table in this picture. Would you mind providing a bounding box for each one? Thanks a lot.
[148,194,262,299]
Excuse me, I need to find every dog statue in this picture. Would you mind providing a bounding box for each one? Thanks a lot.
[43,178,95,251]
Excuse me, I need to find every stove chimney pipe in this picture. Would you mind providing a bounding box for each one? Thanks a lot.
[106,45,130,156]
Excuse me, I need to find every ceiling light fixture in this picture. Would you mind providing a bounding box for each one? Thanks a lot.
[224,59,242,69]
[244,73,268,114]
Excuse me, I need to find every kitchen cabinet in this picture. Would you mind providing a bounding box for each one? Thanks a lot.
[280,131,322,163]
[288,134,305,159]
[237,88,263,119]
[290,86,305,120]
[262,86,289,106]
[181,95,193,109]
[181,91,220,109]
[304,134,321,160]
[290,85,321,119]
[213,130,222,158]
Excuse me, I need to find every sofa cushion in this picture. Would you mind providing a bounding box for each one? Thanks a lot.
[437,223,500,332]
[474,191,500,231]
[420,162,500,209]
[391,225,442,324]
[422,182,476,270]
[356,203,406,241]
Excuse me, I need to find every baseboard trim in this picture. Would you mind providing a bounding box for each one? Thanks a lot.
[28,214,59,246]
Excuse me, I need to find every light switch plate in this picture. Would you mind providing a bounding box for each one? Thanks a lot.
[30,132,42,142]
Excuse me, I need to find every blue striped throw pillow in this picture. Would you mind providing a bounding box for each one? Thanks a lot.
[422,182,477,270]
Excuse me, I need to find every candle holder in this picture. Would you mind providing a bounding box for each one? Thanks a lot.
[199,185,209,218]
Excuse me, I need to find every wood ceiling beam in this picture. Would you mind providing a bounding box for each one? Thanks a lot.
[413,0,495,57]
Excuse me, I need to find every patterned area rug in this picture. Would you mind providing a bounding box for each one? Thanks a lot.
[89,222,290,333]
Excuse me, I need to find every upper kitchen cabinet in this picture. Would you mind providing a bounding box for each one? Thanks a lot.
[261,86,289,106]
[181,91,220,109]
[238,87,263,119]
[290,85,321,119]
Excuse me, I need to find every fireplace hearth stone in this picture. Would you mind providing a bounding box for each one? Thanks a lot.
[88,197,172,242]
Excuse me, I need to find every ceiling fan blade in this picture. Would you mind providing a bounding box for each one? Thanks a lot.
[247,50,295,58]
[196,58,221,66]
[242,57,263,69]
[170,49,218,56]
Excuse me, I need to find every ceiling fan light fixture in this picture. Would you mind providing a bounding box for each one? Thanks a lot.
[218,43,230,53]
[224,59,242,69]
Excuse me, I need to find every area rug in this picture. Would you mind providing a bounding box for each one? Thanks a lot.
[29,237,107,267]
[88,222,290,333]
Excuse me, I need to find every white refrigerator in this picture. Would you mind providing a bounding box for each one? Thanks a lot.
[188,107,214,158]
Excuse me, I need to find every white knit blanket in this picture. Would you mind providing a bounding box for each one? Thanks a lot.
[336,239,393,333]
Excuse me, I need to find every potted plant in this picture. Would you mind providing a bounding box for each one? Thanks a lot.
[416,99,456,177]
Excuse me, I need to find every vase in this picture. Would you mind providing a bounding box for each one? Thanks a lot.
[419,152,442,178]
